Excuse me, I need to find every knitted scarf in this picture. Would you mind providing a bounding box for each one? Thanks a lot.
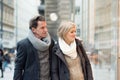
[28,30,51,51]
[58,38,77,59]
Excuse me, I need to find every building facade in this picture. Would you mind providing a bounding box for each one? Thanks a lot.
[45,0,75,40]
[0,0,14,49]
[75,0,118,80]
[95,0,117,80]
[14,0,40,44]
[0,0,40,49]
[75,0,95,52]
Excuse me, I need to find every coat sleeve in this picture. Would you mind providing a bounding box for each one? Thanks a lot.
[79,41,94,80]
[13,42,27,80]
[51,46,59,80]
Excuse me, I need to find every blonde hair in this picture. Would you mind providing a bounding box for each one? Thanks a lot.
[57,21,76,39]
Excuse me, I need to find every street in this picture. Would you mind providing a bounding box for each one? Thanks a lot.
[91,63,116,80]
[0,62,116,80]
[0,61,14,80]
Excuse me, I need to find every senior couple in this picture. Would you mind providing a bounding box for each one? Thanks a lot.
[13,15,93,80]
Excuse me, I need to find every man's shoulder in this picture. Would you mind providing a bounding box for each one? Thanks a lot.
[17,38,29,45]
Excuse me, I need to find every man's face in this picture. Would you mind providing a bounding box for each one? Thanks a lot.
[32,21,48,39]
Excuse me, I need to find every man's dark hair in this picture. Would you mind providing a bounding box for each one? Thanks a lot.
[29,15,45,29]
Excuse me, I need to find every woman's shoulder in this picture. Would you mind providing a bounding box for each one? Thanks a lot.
[75,38,83,44]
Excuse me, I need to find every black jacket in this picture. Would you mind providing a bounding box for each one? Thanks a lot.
[51,39,93,80]
[14,38,54,80]
[0,49,3,68]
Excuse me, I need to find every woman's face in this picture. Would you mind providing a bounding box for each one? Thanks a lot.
[64,26,76,45]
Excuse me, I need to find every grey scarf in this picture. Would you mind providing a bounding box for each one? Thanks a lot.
[28,30,51,51]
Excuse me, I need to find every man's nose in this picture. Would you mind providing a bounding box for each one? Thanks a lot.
[44,28,48,32]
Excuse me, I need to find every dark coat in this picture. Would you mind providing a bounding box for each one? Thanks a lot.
[14,38,54,80]
[51,39,93,80]
[0,49,3,68]
[3,53,11,63]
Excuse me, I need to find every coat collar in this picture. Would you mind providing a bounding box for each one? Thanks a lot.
[54,44,68,66]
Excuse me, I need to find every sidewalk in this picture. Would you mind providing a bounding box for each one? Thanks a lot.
[91,63,116,80]
[0,62,14,80]
[0,62,116,80]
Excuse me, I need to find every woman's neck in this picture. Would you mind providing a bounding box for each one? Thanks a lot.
[64,39,71,45]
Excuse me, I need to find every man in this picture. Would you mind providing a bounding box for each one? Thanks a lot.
[0,49,4,78]
[13,15,54,80]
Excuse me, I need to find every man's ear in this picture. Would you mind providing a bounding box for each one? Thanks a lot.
[31,28,36,33]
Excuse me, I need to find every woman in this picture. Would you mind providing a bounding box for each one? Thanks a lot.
[51,21,93,80]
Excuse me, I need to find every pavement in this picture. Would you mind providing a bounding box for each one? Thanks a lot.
[91,63,116,80]
[0,62,14,80]
[0,62,116,80]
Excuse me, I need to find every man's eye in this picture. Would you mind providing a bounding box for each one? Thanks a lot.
[41,27,44,29]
